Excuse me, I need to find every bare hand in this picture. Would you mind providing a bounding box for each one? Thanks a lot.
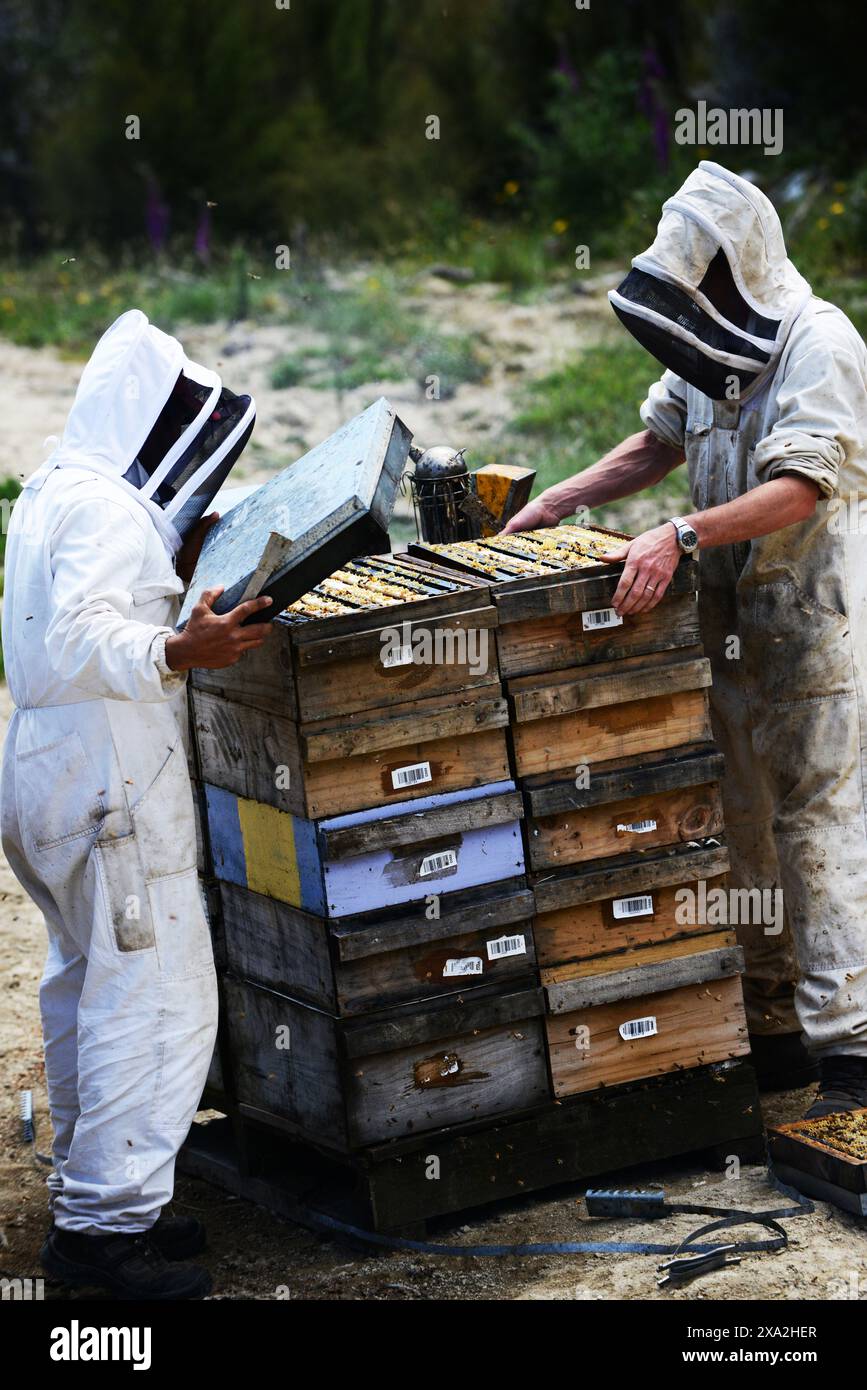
[165,587,273,671]
[602,524,680,615]
[501,496,562,535]
[176,511,220,584]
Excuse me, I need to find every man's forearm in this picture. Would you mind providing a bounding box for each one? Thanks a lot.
[540,430,684,519]
[684,474,820,549]
[602,472,822,617]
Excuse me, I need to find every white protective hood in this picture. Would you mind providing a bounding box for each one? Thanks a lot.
[609,161,812,401]
[27,309,255,555]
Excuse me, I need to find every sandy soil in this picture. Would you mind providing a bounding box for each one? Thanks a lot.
[1,287,864,1300]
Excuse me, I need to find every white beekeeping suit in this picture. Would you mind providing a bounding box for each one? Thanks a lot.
[612,162,867,1060]
[1,309,255,1234]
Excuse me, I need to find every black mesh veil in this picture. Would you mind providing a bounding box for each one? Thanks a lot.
[611,267,774,400]
[124,373,255,540]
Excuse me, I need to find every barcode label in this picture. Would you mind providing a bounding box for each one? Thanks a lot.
[418,849,458,878]
[612,894,654,920]
[582,607,623,631]
[619,1015,658,1041]
[392,761,432,789]
[443,957,483,977]
[616,818,658,834]
[381,643,414,668]
[486,933,527,961]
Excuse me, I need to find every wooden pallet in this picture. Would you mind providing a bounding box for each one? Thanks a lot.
[181,1057,764,1236]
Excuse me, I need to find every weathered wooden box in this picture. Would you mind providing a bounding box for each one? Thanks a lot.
[544,940,749,1097]
[507,651,714,781]
[190,553,496,722]
[217,876,536,1016]
[492,557,700,679]
[204,778,525,916]
[222,976,550,1150]
[532,842,731,971]
[192,682,510,821]
[524,744,725,871]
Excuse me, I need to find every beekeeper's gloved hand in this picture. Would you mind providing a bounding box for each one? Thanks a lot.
[165,589,273,670]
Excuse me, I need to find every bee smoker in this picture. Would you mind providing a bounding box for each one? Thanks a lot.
[408,443,474,544]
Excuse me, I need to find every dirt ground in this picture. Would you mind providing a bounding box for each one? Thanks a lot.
[1,290,865,1300]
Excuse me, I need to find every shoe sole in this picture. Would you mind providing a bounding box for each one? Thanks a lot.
[41,1246,212,1301]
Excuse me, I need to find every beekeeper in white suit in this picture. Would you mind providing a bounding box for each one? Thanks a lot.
[1,309,272,1299]
[507,162,867,1115]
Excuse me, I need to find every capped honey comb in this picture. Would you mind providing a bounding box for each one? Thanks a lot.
[419,523,630,580]
[284,554,474,621]
[794,1109,867,1161]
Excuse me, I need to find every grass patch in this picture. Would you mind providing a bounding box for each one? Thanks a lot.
[271,273,488,394]
[0,249,290,355]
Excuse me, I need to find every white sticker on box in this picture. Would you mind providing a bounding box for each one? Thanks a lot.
[381,643,414,668]
[619,1016,658,1041]
[418,849,458,878]
[443,957,483,977]
[582,607,623,631]
[612,894,654,920]
[616,819,658,834]
[392,761,432,790]
[486,933,527,961]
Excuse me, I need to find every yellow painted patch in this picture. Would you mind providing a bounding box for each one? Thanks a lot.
[237,796,301,905]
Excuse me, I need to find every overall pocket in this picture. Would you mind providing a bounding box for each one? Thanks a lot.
[17,732,105,851]
[684,424,711,511]
[743,579,855,706]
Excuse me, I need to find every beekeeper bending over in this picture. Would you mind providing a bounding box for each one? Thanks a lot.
[507,162,867,1116]
[1,310,271,1299]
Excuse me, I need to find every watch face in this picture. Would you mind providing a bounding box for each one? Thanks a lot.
[681,526,699,551]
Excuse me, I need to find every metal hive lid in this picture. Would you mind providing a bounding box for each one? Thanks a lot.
[179,397,412,625]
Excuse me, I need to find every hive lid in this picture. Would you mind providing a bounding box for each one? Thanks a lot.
[179,397,412,624]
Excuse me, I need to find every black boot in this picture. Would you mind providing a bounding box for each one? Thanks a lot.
[147,1211,206,1260]
[749,1032,819,1092]
[46,1211,206,1261]
[41,1227,212,1300]
[805,1055,867,1119]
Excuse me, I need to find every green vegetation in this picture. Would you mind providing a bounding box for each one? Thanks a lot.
[0,252,289,355]
[271,275,488,394]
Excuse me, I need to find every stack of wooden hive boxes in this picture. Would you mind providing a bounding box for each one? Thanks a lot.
[411,527,750,1103]
[190,550,547,1153]
[189,522,757,1224]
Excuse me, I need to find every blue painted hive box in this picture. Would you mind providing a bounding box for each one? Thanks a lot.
[204,778,525,917]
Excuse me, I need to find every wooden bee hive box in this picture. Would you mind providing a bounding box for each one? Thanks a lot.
[191,553,512,820]
[410,525,701,678]
[768,1109,867,1215]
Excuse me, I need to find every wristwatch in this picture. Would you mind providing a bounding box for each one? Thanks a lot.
[669,517,699,555]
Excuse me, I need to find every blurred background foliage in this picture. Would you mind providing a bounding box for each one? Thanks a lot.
[1,0,866,553]
[2,0,866,274]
